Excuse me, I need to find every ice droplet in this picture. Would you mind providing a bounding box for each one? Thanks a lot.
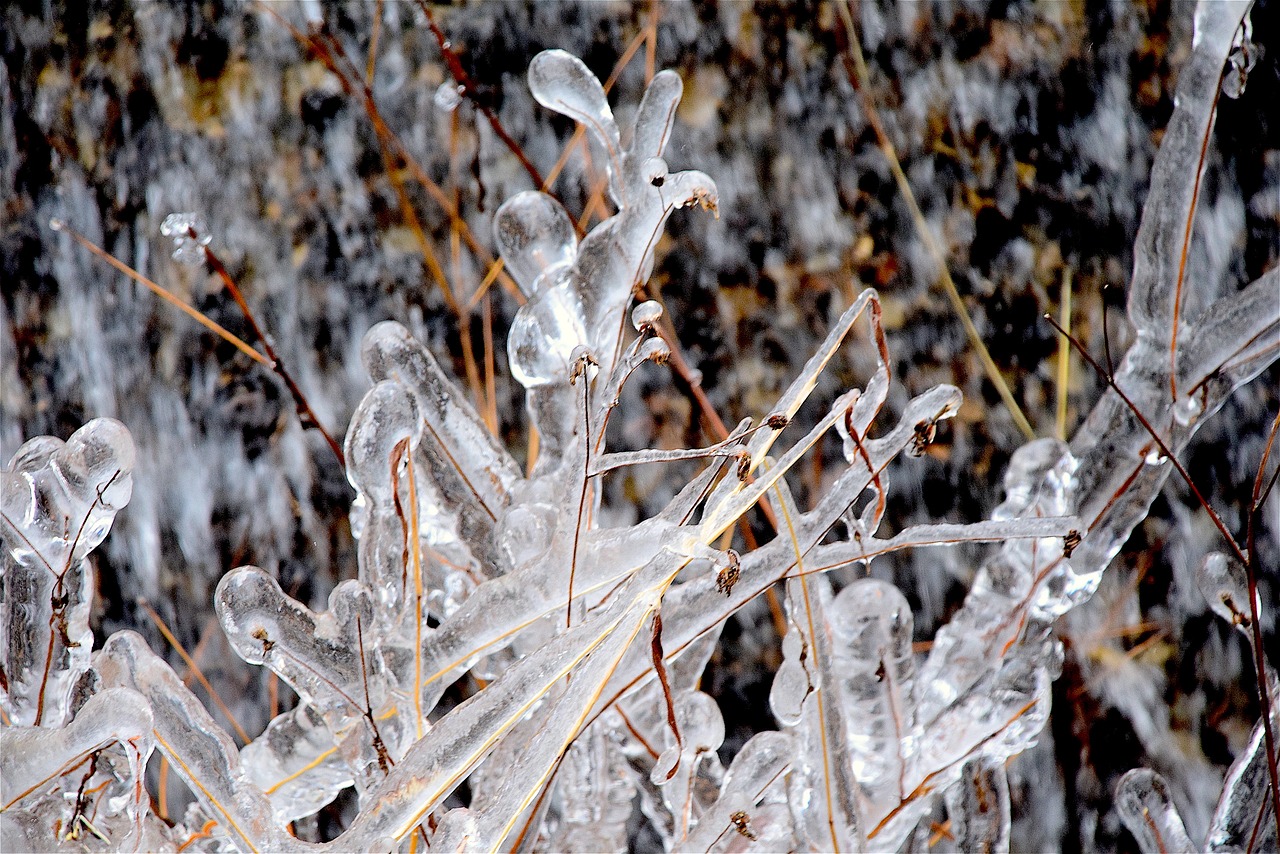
[1173,395,1203,426]
[1221,15,1256,99]
[434,82,463,112]
[1143,449,1166,466]
[160,212,211,266]
[630,300,663,331]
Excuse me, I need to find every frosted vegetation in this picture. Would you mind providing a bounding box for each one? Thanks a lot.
[2,4,1278,851]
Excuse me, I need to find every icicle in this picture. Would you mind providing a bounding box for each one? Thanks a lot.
[830,578,919,824]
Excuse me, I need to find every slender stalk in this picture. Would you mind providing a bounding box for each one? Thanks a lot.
[834,0,1035,440]
[199,240,346,470]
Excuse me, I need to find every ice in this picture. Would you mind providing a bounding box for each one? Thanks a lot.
[1117,769,1194,853]
[507,282,589,388]
[944,758,1011,853]
[631,299,663,331]
[433,81,462,113]
[494,191,578,299]
[2,419,134,728]
[1221,13,1256,99]
[6,24,1279,850]
[1196,553,1255,630]
[528,51,622,203]
[831,579,918,820]
[159,211,211,266]
[1206,689,1280,852]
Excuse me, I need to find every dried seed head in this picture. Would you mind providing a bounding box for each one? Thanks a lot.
[715,550,741,596]
[1063,529,1082,558]
[730,810,757,840]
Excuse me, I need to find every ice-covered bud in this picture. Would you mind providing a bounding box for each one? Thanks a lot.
[434,82,463,113]
[636,337,670,366]
[1221,13,1256,99]
[160,212,211,266]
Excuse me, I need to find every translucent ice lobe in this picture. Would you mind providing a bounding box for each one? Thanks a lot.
[1116,769,1194,854]
[1,418,134,727]
[507,281,589,388]
[528,50,623,201]
[96,631,290,853]
[241,705,350,824]
[1208,696,1280,852]
[216,568,371,720]
[830,579,918,819]
[1128,1,1247,340]
[679,731,793,851]
[626,71,682,186]
[2,418,136,570]
[0,686,152,814]
[344,380,419,504]
[360,321,518,570]
[493,191,578,299]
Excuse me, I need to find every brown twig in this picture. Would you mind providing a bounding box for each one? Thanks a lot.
[651,612,683,780]
[419,3,547,191]
[50,221,267,366]
[198,238,346,470]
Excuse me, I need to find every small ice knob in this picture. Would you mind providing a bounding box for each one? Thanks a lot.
[631,300,663,331]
